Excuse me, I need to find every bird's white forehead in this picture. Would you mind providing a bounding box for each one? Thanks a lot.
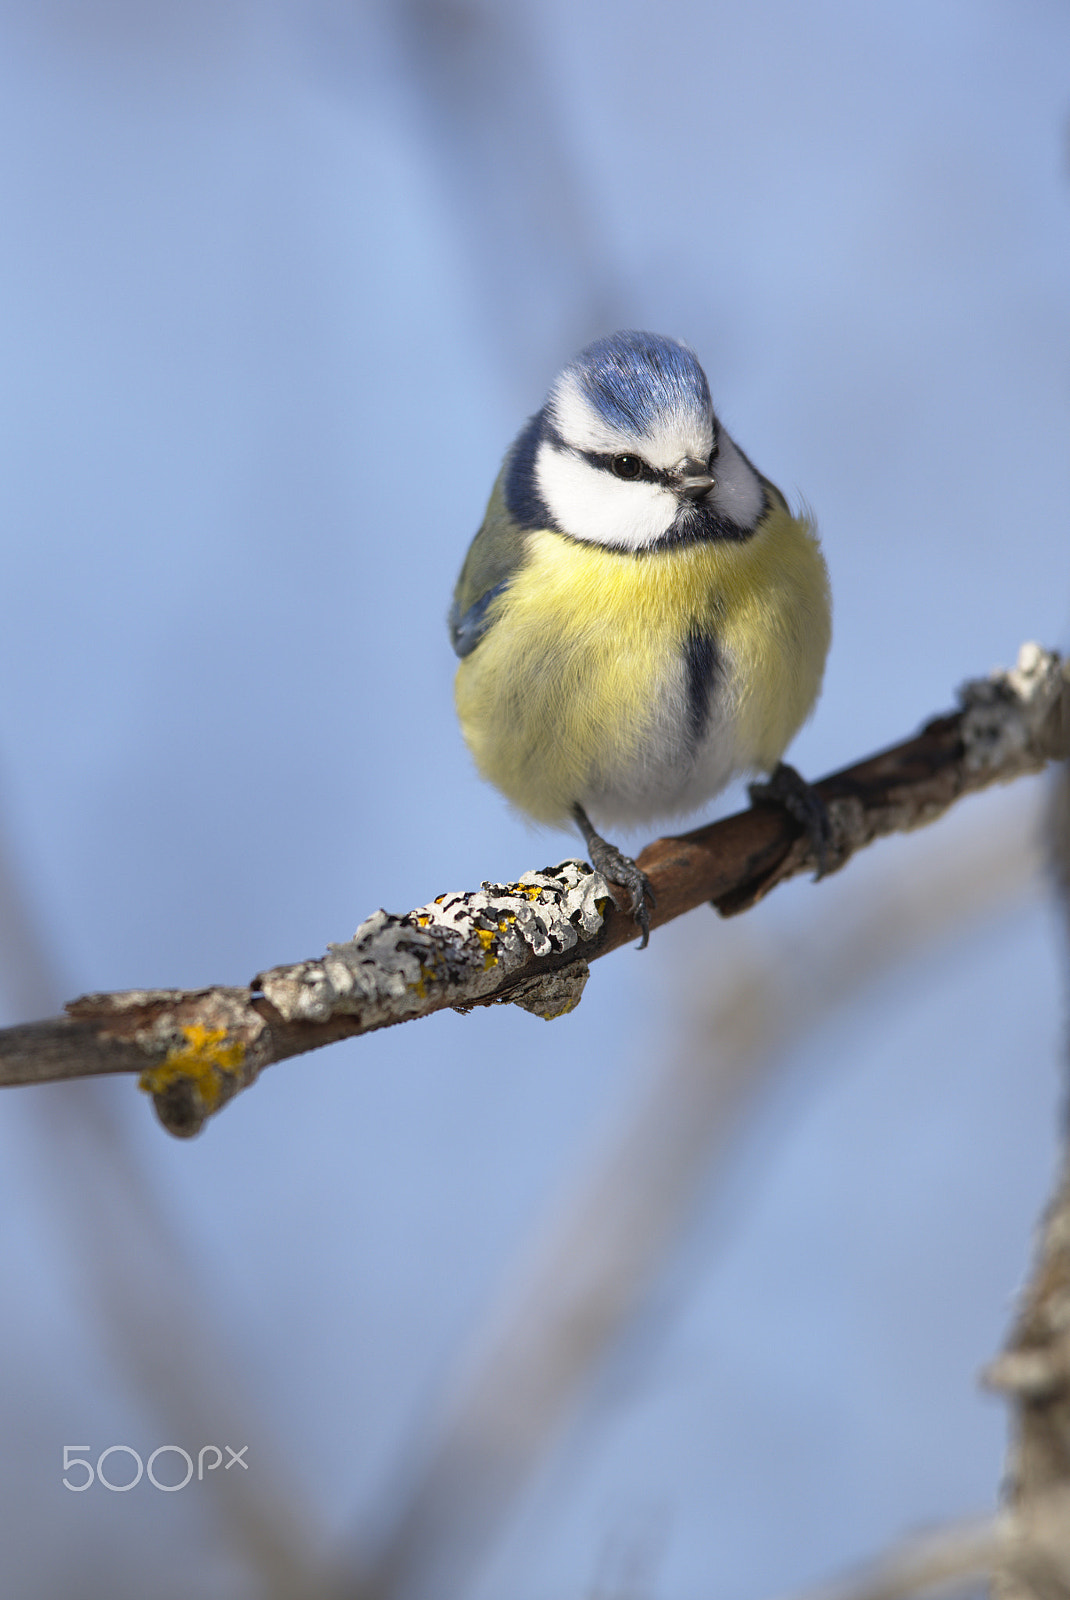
[549,370,714,470]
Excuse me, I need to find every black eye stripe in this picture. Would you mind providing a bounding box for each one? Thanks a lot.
[580,449,673,487]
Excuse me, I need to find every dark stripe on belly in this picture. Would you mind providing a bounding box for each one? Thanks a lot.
[684,628,719,748]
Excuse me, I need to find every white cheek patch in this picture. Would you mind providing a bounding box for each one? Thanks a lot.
[535,444,677,549]
[711,432,765,526]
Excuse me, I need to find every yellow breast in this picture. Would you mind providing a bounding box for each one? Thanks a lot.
[455,503,830,826]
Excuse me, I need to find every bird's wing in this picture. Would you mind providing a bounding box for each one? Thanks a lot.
[449,470,531,658]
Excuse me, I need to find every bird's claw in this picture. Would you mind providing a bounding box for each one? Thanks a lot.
[571,803,656,948]
[748,761,832,879]
[588,840,656,949]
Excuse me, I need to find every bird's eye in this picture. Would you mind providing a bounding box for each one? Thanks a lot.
[611,454,643,480]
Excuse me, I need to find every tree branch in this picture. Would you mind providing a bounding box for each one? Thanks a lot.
[984,756,1070,1600]
[767,1518,1001,1600]
[1,643,1066,1138]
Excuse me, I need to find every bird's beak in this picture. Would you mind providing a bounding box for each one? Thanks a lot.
[675,456,715,501]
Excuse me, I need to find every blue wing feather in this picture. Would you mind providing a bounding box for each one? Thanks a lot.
[449,581,511,658]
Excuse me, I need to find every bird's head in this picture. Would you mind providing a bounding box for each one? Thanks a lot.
[505,331,767,550]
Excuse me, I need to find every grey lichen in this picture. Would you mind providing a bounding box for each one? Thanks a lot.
[504,962,591,1020]
[256,859,611,1028]
[960,643,1068,775]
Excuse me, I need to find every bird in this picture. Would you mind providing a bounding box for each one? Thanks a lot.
[449,330,831,947]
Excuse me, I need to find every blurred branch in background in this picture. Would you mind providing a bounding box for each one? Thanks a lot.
[310,0,627,380]
[985,761,1070,1600]
[769,1518,1000,1600]
[388,0,627,373]
[344,798,1046,1600]
[0,776,321,1598]
[24,1082,324,1598]
[0,772,63,1027]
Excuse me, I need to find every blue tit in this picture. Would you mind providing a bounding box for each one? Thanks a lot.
[449,330,831,946]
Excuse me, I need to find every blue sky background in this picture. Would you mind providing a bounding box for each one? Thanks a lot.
[0,2,1067,1596]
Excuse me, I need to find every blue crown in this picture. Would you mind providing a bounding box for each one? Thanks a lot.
[563,330,712,438]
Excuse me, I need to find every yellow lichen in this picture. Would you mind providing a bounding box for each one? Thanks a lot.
[138,1023,246,1111]
[541,993,583,1020]
[409,948,441,999]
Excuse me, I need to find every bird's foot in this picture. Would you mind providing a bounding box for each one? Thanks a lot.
[747,761,832,879]
[571,804,656,949]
